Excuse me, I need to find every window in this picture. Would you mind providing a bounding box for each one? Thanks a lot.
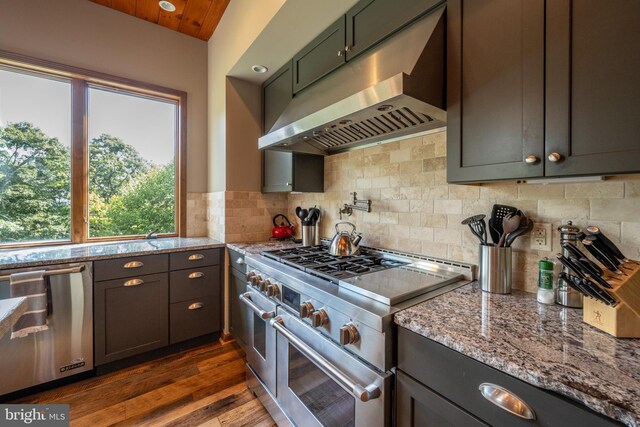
[0,53,186,247]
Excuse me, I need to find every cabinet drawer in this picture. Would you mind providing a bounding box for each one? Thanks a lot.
[170,296,220,344]
[170,248,221,271]
[94,254,168,281]
[398,327,620,426]
[169,265,220,303]
[94,272,169,365]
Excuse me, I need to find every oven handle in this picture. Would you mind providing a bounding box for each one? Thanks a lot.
[270,316,382,403]
[239,292,275,319]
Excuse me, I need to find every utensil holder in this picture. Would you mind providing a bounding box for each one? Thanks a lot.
[583,261,640,338]
[302,225,316,246]
[479,245,512,294]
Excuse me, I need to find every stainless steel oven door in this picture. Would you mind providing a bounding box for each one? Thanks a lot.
[272,308,391,427]
[239,288,277,394]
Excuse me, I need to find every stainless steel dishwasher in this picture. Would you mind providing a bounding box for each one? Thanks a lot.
[0,262,93,396]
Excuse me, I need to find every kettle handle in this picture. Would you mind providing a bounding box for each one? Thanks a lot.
[273,214,292,227]
[335,221,356,234]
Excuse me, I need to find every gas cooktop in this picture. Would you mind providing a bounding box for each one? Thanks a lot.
[261,245,408,283]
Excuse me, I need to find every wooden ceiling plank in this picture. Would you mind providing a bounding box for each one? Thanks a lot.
[177,0,214,38]
[157,0,188,30]
[197,0,230,40]
[111,0,136,15]
[135,0,160,23]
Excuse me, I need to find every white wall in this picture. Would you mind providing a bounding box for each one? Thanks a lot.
[0,0,209,192]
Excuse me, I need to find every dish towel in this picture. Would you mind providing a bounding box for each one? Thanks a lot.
[10,270,49,339]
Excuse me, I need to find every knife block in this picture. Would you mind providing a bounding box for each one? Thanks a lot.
[583,262,640,338]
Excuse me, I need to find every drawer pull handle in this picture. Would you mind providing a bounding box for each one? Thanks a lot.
[124,278,144,287]
[188,272,205,279]
[188,302,204,310]
[188,254,205,261]
[124,261,144,269]
[479,383,535,420]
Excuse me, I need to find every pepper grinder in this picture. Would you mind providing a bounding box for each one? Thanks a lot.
[556,221,583,308]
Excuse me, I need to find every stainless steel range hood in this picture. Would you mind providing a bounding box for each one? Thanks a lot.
[259,5,446,155]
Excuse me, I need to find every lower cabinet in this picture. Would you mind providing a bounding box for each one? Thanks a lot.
[396,370,486,427]
[94,273,169,365]
[397,327,621,426]
[94,248,223,366]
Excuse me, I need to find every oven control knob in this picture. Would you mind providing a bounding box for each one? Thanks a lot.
[310,309,329,328]
[246,271,256,281]
[251,275,263,287]
[299,301,315,318]
[339,323,360,345]
[266,284,280,298]
[259,279,271,292]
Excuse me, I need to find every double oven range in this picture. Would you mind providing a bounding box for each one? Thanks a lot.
[240,244,475,427]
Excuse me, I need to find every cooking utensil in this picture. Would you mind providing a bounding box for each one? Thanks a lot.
[272,214,295,239]
[586,226,638,264]
[461,214,487,245]
[505,216,533,247]
[569,256,613,289]
[580,277,618,306]
[584,235,623,269]
[581,239,625,274]
[328,222,363,256]
[490,204,518,243]
[556,254,586,279]
[561,242,603,275]
[498,213,520,247]
[559,272,591,298]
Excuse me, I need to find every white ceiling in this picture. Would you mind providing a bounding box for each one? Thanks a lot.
[228,0,359,83]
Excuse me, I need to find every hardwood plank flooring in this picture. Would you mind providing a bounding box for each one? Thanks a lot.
[12,341,275,427]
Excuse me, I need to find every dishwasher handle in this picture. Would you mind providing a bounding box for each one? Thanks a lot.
[271,316,382,403]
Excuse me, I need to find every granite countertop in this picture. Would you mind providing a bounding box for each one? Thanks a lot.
[395,283,640,427]
[0,237,225,270]
[226,240,301,256]
[0,297,28,339]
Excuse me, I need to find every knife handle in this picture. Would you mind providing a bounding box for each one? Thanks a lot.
[585,235,621,268]
[581,278,617,306]
[586,226,626,260]
[582,239,620,273]
[570,256,612,289]
[556,254,586,279]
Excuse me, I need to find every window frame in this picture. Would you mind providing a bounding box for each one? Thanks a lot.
[0,50,187,248]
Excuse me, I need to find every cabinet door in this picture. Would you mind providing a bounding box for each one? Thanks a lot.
[447,0,544,183]
[293,16,346,94]
[263,61,293,134]
[545,0,640,176]
[396,370,487,427]
[94,273,168,365]
[345,0,443,61]
[229,268,247,348]
[262,150,293,193]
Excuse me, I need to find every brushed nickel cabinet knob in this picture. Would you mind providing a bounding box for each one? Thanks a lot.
[548,152,563,162]
[525,155,539,164]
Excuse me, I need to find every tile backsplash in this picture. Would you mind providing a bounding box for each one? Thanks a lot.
[286,130,640,293]
[187,130,640,293]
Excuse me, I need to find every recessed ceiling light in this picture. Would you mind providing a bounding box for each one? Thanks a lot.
[159,1,176,12]
[251,65,268,73]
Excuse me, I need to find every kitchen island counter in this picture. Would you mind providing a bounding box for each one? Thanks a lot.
[0,237,225,269]
[395,283,640,426]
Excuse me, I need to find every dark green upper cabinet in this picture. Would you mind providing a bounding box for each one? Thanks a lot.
[292,16,346,94]
[263,61,293,134]
[345,0,443,61]
[262,150,324,193]
[545,0,640,177]
[447,0,545,183]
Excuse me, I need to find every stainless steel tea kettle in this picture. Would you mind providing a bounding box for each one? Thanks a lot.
[329,222,363,256]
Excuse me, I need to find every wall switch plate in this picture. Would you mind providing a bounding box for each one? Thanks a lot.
[530,223,552,251]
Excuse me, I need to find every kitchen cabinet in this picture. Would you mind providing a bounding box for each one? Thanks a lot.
[228,248,247,349]
[262,150,324,193]
[94,272,169,365]
[94,248,223,365]
[263,61,292,134]
[396,370,487,427]
[447,0,640,183]
[545,0,640,176]
[397,327,621,426]
[446,0,545,183]
[292,16,346,94]
[345,0,443,61]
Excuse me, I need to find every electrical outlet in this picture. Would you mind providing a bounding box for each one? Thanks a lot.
[530,223,552,251]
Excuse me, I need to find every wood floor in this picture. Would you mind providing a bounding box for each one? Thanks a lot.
[12,341,275,427]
